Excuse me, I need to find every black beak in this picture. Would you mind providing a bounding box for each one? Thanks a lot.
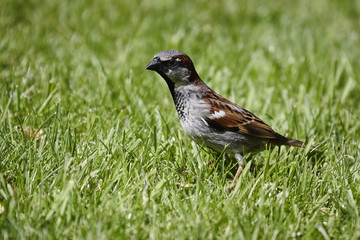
[145,57,161,71]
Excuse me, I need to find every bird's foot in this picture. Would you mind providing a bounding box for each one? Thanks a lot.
[226,181,237,193]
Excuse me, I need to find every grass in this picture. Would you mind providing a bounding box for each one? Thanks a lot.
[1,0,360,239]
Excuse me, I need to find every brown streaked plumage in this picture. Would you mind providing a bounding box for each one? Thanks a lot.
[146,50,305,190]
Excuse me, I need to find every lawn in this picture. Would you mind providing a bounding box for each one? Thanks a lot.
[1,0,360,239]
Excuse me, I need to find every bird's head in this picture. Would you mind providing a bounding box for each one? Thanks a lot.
[145,50,200,87]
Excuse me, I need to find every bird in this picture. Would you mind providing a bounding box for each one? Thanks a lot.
[145,50,305,189]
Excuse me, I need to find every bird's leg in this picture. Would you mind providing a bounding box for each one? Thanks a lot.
[228,153,244,190]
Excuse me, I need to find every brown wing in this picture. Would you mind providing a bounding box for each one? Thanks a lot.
[203,93,285,140]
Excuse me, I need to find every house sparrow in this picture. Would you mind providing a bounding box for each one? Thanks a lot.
[145,50,305,189]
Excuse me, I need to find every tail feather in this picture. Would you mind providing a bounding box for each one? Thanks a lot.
[274,132,305,148]
[277,135,323,157]
[284,137,325,159]
[285,138,306,148]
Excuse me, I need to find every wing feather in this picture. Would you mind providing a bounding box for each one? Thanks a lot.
[204,95,283,140]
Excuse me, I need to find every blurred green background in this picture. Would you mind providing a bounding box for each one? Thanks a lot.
[1,0,360,239]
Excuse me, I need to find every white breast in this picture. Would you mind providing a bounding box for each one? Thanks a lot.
[174,85,209,140]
